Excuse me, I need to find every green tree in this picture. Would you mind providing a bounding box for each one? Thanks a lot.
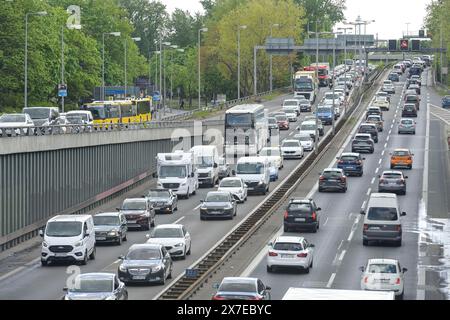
[295,0,346,32]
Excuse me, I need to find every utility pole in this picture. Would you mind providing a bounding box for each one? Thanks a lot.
[269,24,280,92]
[61,26,65,112]
[237,25,247,99]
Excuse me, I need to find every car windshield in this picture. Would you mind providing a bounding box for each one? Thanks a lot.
[70,278,113,293]
[268,118,277,124]
[404,105,415,110]
[288,203,312,212]
[219,281,256,293]
[283,101,297,106]
[0,115,26,123]
[220,180,242,188]
[273,242,303,251]
[401,119,413,125]
[260,149,280,157]
[159,165,186,178]
[341,155,358,161]
[317,107,331,113]
[23,108,50,119]
[367,117,380,121]
[360,125,375,131]
[45,221,82,237]
[196,156,214,168]
[122,201,146,210]
[66,116,84,124]
[237,162,264,174]
[367,207,398,221]
[368,264,398,274]
[206,193,229,202]
[355,135,370,140]
[67,113,89,121]
[148,191,170,198]
[325,93,339,100]
[393,150,409,156]
[282,141,300,148]
[294,79,313,90]
[301,124,315,131]
[275,115,287,121]
[299,100,310,105]
[151,228,183,238]
[406,96,418,101]
[382,173,402,179]
[322,171,342,178]
[296,136,311,141]
[126,248,161,260]
[93,216,120,226]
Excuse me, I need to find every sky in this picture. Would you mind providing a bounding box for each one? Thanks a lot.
[160,0,432,39]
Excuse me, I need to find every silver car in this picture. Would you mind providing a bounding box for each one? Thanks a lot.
[63,273,128,300]
[398,118,416,134]
[378,171,408,195]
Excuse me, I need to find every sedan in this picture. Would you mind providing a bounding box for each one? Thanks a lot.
[373,97,390,111]
[146,224,191,259]
[360,259,407,300]
[318,168,347,193]
[63,273,128,300]
[293,133,314,151]
[146,189,178,214]
[93,212,128,245]
[337,152,365,177]
[0,113,35,136]
[298,99,312,112]
[398,118,416,134]
[119,198,155,230]
[267,236,315,273]
[200,191,237,220]
[378,170,408,195]
[212,277,271,300]
[281,140,304,159]
[118,244,173,285]
[218,177,248,203]
[442,95,450,109]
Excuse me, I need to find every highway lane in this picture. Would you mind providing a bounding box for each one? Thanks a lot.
[248,68,433,299]
[0,86,336,299]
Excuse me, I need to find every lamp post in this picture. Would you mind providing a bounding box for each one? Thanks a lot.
[198,27,208,108]
[237,25,247,99]
[24,11,47,109]
[269,23,280,92]
[125,37,141,98]
[169,45,182,109]
[338,27,352,115]
[149,49,160,93]
[102,31,121,101]
[405,22,410,37]
[162,41,171,114]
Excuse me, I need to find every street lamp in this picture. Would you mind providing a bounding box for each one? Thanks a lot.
[24,11,47,109]
[169,44,179,108]
[405,22,411,37]
[198,27,208,108]
[337,27,352,115]
[270,23,280,92]
[237,25,247,99]
[125,37,141,98]
[102,31,121,101]
[162,41,171,114]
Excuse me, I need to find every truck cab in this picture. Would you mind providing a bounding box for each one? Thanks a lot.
[190,145,220,187]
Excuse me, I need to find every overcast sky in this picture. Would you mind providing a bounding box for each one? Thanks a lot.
[160,0,432,39]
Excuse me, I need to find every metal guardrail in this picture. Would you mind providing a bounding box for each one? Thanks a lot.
[156,66,387,300]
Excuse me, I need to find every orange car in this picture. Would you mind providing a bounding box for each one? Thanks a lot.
[390,148,414,169]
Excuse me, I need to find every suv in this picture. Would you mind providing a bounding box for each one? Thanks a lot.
[119,198,156,230]
[378,171,408,195]
[358,123,378,143]
[352,134,374,153]
[337,152,365,176]
[361,193,406,247]
[366,115,383,132]
[318,168,347,193]
[146,189,178,214]
[283,199,322,233]
[401,104,417,118]
[388,73,400,82]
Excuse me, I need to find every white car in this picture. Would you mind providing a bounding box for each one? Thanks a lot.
[281,140,304,159]
[218,177,248,203]
[372,96,390,111]
[322,92,343,106]
[259,157,279,181]
[267,236,315,273]
[283,99,301,115]
[284,109,298,122]
[0,113,34,136]
[259,147,284,169]
[294,133,314,151]
[146,224,191,259]
[360,258,407,299]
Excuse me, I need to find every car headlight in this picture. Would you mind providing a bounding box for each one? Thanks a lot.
[108,231,118,236]
[119,264,127,272]
[42,241,48,248]
[174,243,184,248]
[74,240,83,247]
[152,265,162,272]
[258,180,264,185]
[181,182,187,186]
[225,204,233,210]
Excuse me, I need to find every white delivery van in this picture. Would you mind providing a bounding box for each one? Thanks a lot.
[190,145,220,187]
[282,287,395,300]
[156,151,198,198]
[39,215,96,266]
[234,156,271,195]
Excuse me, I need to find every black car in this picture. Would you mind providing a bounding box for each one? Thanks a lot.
[118,244,172,285]
[146,189,178,214]
[442,96,450,109]
[402,104,418,117]
[388,73,400,82]
[63,273,128,300]
[283,199,322,233]
[93,212,128,245]
[366,107,383,120]
[352,134,374,154]
[337,152,365,176]
[358,123,378,143]
[200,191,237,220]
[318,168,347,193]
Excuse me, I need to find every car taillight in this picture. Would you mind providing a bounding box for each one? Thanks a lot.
[379,178,385,183]
[396,225,402,232]
[249,296,263,300]
[212,295,226,300]
[364,276,369,284]
[319,176,325,181]
[397,179,405,185]
[338,160,344,164]
[284,211,289,219]
[407,156,412,161]
[363,224,369,231]
[297,253,308,258]
[395,278,401,285]
[311,212,317,221]
[268,251,278,257]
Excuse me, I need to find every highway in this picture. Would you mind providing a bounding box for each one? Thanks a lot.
[245,67,447,300]
[0,84,340,300]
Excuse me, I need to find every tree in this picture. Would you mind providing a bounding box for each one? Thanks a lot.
[295,0,346,31]
[167,9,203,48]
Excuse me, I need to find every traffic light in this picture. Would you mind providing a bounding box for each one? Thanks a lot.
[400,39,409,51]
[412,40,420,51]
[388,40,397,51]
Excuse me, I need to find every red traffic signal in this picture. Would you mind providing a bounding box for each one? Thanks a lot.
[400,39,409,50]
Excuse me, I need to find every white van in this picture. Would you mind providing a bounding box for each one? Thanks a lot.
[39,215,96,266]
[234,156,271,195]
[283,99,301,116]
[190,145,220,187]
[360,193,406,247]
[156,151,198,198]
[66,110,94,124]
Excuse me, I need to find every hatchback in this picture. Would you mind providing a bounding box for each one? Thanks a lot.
[337,152,365,176]
[390,148,414,169]
[283,198,322,232]
[401,104,418,118]
[267,236,315,273]
[398,118,416,134]
[318,168,347,193]
[366,115,383,132]
[378,171,408,195]
[212,277,271,300]
[404,95,420,110]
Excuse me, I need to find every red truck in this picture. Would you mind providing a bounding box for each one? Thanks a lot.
[304,64,331,87]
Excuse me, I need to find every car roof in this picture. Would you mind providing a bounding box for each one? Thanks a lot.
[207,191,231,196]
[48,215,92,223]
[76,273,115,280]
[221,177,242,182]
[393,148,410,152]
[275,236,305,244]
[323,168,343,172]
[123,198,147,202]
[360,123,376,127]
[237,156,267,163]
[154,224,183,229]
[221,277,257,284]
[129,243,162,250]
[381,170,403,175]
[94,212,121,217]
[368,258,399,265]
[370,193,397,199]
[355,133,371,137]
[341,152,360,157]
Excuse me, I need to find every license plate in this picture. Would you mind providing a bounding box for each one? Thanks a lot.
[133,276,146,280]
[211,211,221,214]
[345,166,354,169]
[96,237,106,241]
[127,220,136,224]
[370,226,381,230]
[54,253,67,257]
[281,254,294,259]
[295,218,306,222]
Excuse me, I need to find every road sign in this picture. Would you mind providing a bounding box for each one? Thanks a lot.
[388,40,397,51]
[152,92,161,102]
[400,39,409,51]
[412,40,420,51]
[58,84,67,97]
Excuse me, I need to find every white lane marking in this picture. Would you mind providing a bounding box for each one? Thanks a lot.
[193,204,202,211]
[371,177,375,185]
[24,257,41,267]
[384,142,388,148]
[387,136,390,142]
[102,259,122,271]
[0,267,26,282]
[361,201,366,210]
[323,217,329,227]
[173,216,185,224]
[378,159,382,165]
[381,150,385,156]
[366,188,372,196]
[375,167,379,174]
[337,240,344,251]
[389,129,392,135]
[289,132,294,136]
[338,250,346,261]
[347,230,355,242]
[390,124,394,129]
[392,119,395,124]
[326,273,337,288]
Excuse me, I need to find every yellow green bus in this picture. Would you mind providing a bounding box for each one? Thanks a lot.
[81,97,152,124]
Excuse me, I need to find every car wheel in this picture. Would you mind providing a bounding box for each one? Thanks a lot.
[186,189,190,199]
[144,219,151,231]
[312,226,317,233]
[304,266,310,274]
[318,187,323,193]
[41,260,48,267]
[117,236,122,246]
[310,259,313,268]
[187,244,191,255]
[159,273,166,285]
[408,165,412,170]
[123,233,127,242]
[397,291,404,300]
[123,290,129,301]
[89,247,96,260]
[81,251,88,265]
[192,189,196,195]
[267,265,273,273]
[151,217,155,227]
[390,164,394,169]
[396,239,402,247]
[363,239,369,246]
[181,249,186,260]
[200,216,205,221]
[167,267,173,279]
[284,226,290,233]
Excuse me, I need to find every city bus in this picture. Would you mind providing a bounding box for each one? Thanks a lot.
[81,97,152,124]
[224,104,269,158]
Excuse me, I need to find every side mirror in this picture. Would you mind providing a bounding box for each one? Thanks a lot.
[118,255,125,260]
[116,208,121,211]
[232,170,236,175]
[266,286,272,291]
[84,232,90,238]
[404,176,408,179]
[213,163,218,168]
[145,234,150,239]
[309,244,315,248]
[200,200,204,203]
[39,230,44,237]
[316,207,322,211]
[63,287,68,292]
[360,210,366,215]
[401,212,407,216]
[191,172,195,178]
[141,195,147,198]
[359,266,365,272]
[378,175,381,178]
[402,267,408,273]
[268,242,273,247]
